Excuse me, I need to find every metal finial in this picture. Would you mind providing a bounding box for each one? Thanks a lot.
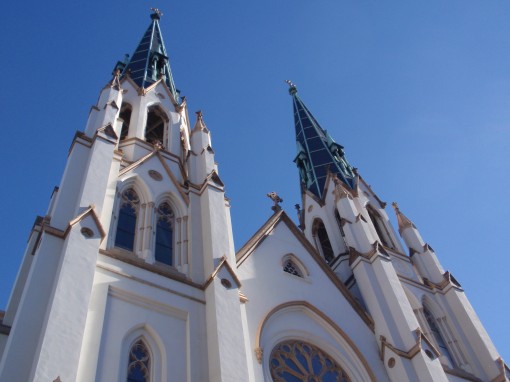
[285,80,297,95]
[267,192,283,212]
[110,69,122,90]
[150,7,164,18]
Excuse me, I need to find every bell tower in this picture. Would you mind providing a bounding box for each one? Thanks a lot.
[0,11,249,382]
[287,82,506,382]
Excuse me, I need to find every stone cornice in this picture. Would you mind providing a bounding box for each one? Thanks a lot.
[99,248,201,289]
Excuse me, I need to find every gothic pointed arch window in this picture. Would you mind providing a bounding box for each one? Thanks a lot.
[115,189,140,251]
[423,306,455,366]
[282,254,307,278]
[334,209,348,254]
[145,106,167,146]
[155,202,174,266]
[119,103,132,141]
[312,219,335,263]
[270,340,351,382]
[127,338,151,382]
[366,205,394,249]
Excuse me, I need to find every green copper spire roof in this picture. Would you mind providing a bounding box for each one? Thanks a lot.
[120,10,179,102]
[288,81,356,198]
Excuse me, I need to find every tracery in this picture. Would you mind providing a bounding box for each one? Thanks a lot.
[270,340,351,382]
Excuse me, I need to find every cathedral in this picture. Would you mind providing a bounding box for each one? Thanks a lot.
[0,10,508,382]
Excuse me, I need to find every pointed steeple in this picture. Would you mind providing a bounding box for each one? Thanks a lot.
[392,202,417,235]
[120,10,179,102]
[288,81,355,198]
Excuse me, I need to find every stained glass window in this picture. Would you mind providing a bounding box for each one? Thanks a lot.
[127,339,150,382]
[270,340,351,382]
[155,202,174,266]
[115,189,139,251]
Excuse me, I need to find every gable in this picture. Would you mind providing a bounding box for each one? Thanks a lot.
[236,212,372,330]
[118,151,189,209]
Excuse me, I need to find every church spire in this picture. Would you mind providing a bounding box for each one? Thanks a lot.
[120,9,179,102]
[288,81,355,198]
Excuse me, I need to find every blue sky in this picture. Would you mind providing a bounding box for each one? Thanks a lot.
[1,1,509,363]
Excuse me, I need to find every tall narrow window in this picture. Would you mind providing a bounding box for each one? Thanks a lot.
[423,307,455,366]
[334,209,348,254]
[127,339,150,382]
[119,103,132,141]
[312,219,335,263]
[145,107,166,145]
[367,206,394,249]
[115,189,139,251]
[155,202,174,266]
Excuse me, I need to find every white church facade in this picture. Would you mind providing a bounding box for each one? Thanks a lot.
[0,11,507,382]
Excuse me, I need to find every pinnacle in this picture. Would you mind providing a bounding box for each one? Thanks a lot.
[392,202,416,234]
[192,110,208,132]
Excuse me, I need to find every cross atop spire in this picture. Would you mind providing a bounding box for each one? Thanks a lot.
[150,7,163,18]
[120,11,179,102]
[285,80,297,95]
[289,85,356,198]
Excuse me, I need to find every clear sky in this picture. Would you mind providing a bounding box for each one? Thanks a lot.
[1,0,509,364]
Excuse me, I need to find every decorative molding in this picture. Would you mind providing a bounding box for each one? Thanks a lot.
[380,335,420,360]
[99,249,200,289]
[255,301,376,382]
[255,347,263,364]
[332,176,353,202]
[108,285,188,320]
[490,357,510,382]
[96,262,205,304]
[423,243,435,253]
[69,205,106,239]
[148,169,163,181]
[156,152,190,206]
[35,205,106,247]
[203,256,242,290]
[444,366,483,382]
[348,241,391,266]
[380,329,440,362]
[97,123,118,141]
[239,291,248,303]
[423,271,463,291]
